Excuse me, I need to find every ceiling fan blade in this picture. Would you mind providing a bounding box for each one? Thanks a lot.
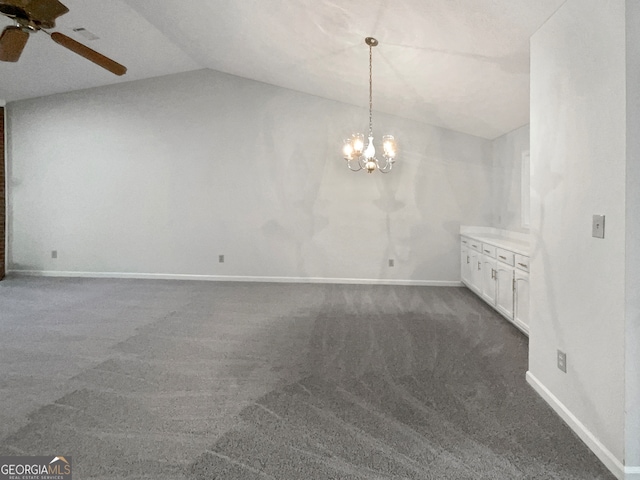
[0,25,29,62]
[50,32,126,76]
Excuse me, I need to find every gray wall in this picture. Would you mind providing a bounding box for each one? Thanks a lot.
[6,69,493,283]
[530,0,632,474]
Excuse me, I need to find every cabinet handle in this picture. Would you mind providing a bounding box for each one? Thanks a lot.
[478,261,481,270]
[491,268,496,279]
[499,255,507,260]
[518,262,528,268]
[472,244,478,248]
[484,249,491,254]
[467,255,470,264]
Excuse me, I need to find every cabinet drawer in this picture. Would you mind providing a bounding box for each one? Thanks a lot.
[482,244,496,258]
[468,239,482,252]
[496,248,514,266]
[515,254,530,272]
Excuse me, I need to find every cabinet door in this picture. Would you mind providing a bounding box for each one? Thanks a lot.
[461,246,471,286]
[481,257,497,305]
[514,270,530,334]
[495,264,514,320]
[468,250,482,294]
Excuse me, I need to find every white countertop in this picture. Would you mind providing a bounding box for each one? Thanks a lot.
[460,227,530,256]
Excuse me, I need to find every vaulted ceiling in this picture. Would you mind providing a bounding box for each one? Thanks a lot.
[0,0,566,139]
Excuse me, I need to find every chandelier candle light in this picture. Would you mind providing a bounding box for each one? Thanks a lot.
[342,37,397,173]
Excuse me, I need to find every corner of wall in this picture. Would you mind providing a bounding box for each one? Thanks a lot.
[625,0,640,472]
[490,123,531,233]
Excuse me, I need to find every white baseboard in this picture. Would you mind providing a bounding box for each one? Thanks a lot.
[625,467,640,480]
[6,270,462,287]
[526,371,629,480]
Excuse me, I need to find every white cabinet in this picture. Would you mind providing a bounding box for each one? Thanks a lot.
[481,244,497,258]
[514,268,530,333]
[460,234,529,336]
[495,263,514,319]
[468,249,482,294]
[468,239,482,254]
[515,253,529,273]
[460,239,471,286]
[460,245,469,284]
[481,248,497,305]
[461,237,483,295]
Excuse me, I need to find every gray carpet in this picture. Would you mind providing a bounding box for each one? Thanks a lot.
[0,276,614,479]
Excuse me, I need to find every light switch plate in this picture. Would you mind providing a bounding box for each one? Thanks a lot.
[592,215,605,238]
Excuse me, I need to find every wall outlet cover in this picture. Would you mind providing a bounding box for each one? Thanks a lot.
[592,214,605,238]
[557,350,567,373]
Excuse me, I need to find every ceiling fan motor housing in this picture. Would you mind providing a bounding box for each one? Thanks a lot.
[0,0,69,29]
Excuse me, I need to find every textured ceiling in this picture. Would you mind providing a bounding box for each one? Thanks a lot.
[0,0,566,139]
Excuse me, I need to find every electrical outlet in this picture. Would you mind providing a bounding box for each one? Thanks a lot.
[557,350,567,373]
[51,250,58,259]
[592,215,605,238]
[388,259,394,267]
[219,255,225,263]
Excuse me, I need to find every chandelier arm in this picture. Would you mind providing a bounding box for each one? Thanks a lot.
[347,157,363,171]
[377,158,393,173]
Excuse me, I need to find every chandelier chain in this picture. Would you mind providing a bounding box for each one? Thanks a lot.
[368,43,373,137]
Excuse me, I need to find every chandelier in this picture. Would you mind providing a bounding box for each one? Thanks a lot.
[342,37,397,173]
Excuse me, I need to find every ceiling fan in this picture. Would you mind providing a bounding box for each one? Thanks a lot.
[0,0,126,75]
